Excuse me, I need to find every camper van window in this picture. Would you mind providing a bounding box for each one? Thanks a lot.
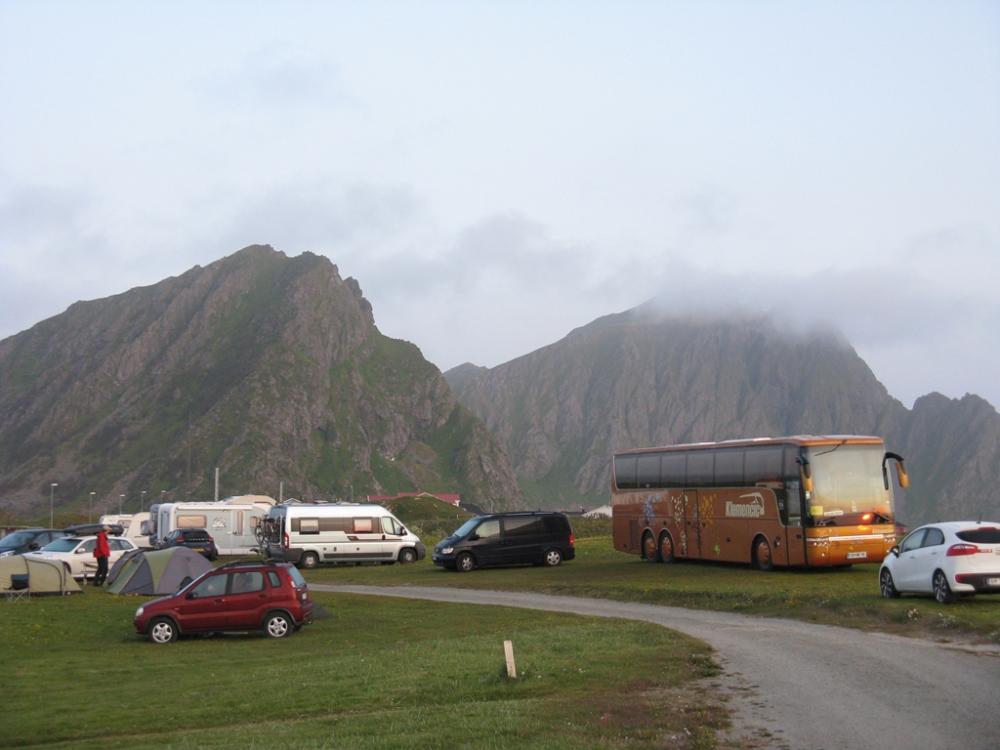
[177,515,207,529]
[299,518,320,534]
[234,512,244,536]
[353,518,374,533]
[382,517,403,535]
[231,571,264,594]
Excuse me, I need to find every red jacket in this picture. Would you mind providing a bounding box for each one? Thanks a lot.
[94,531,110,559]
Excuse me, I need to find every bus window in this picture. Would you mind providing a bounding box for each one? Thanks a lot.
[636,453,661,488]
[661,452,686,487]
[745,446,783,484]
[715,448,744,486]
[614,455,638,489]
[686,451,714,486]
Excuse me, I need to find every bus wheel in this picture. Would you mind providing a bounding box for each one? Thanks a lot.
[658,532,675,563]
[752,537,773,571]
[642,532,659,562]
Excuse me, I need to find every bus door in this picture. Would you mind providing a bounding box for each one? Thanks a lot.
[682,491,701,558]
[781,481,807,566]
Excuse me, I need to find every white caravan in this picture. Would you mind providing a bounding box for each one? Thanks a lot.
[154,496,276,555]
[98,512,152,548]
[262,502,425,568]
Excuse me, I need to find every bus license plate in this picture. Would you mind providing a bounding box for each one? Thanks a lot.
[846,551,868,560]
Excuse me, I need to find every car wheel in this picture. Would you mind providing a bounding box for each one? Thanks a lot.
[752,537,773,571]
[933,570,955,604]
[456,552,476,573]
[543,548,562,567]
[642,531,658,562]
[264,612,292,638]
[398,547,417,564]
[299,552,319,570]
[148,617,178,644]
[879,568,900,599]
[659,532,675,563]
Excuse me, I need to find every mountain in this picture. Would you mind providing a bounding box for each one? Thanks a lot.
[445,304,1000,524]
[0,245,524,518]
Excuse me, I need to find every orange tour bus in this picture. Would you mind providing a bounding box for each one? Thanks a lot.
[611,435,909,569]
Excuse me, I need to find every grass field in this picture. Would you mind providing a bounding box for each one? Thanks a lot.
[302,523,1000,643]
[1,590,727,750]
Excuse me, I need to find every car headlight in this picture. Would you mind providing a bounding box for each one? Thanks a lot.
[135,607,144,618]
[440,546,454,555]
[0,550,12,558]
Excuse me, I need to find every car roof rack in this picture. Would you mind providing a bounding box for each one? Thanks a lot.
[214,559,276,570]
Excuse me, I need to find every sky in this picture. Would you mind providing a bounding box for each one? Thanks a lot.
[1,0,998,408]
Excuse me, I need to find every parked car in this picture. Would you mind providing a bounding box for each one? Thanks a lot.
[26,535,137,579]
[0,528,68,557]
[133,561,314,643]
[879,521,1000,603]
[433,511,575,572]
[157,528,219,560]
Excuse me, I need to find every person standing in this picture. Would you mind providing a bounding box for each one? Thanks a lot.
[93,526,110,586]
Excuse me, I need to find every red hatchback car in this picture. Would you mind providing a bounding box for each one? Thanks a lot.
[134,561,313,644]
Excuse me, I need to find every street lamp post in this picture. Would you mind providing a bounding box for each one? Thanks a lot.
[119,494,124,514]
[89,492,95,523]
[49,482,58,528]
[140,490,146,512]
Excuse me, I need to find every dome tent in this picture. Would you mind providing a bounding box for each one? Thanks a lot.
[0,555,81,595]
[107,547,213,595]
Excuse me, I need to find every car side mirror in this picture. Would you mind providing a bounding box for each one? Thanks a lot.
[28,543,39,550]
[469,533,479,541]
[75,548,87,554]
[186,592,197,600]
[890,546,899,557]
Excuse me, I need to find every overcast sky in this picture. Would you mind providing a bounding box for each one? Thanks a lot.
[1,1,998,408]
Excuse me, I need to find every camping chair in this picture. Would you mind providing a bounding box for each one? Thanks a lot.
[5,573,29,602]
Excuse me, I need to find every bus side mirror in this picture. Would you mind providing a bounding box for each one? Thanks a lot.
[896,461,909,489]
[798,461,813,494]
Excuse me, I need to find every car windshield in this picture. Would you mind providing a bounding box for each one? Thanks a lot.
[0,531,36,548]
[452,518,480,538]
[41,538,81,552]
[806,444,893,524]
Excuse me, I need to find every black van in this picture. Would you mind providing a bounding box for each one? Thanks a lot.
[433,512,575,572]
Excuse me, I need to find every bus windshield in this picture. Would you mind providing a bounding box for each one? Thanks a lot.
[806,444,893,523]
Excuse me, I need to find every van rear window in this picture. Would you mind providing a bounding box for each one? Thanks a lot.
[956,527,1000,543]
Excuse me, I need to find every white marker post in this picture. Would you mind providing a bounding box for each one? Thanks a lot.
[503,640,517,679]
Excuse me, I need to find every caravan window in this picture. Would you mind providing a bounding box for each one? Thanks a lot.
[353,518,375,533]
[233,512,244,536]
[177,514,207,529]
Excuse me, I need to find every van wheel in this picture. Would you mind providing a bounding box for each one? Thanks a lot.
[398,547,417,564]
[456,552,476,573]
[148,617,178,644]
[752,537,773,571]
[543,548,562,567]
[264,612,292,638]
[658,532,675,563]
[299,552,319,570]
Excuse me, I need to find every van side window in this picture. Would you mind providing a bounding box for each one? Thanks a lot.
[353,518,374,533]
[504,517,544,536]
[381,517,403,535]
[543,516,569,534]
[299,518,320,534]
[475,520,500,539]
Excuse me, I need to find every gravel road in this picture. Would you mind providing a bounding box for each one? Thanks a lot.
[311,584,1000,750]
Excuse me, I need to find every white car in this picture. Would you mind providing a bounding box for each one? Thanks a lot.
[879,521,1000,603]
[26,535,138,580]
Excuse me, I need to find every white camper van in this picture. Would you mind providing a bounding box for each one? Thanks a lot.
[99,512,152,548]
[262,503,425,568]
[154,496,276,555]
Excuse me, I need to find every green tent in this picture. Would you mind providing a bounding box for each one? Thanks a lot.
[0,556,82,595]
[107,547,213,595]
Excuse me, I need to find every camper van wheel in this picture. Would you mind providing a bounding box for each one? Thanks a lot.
[543,548,562,567]
[456,552,476,573]
[299,552,319,570]
[148,617,178,644]
[658,532,675,563]
[642,532,659,562]
[398,547,417,564]
[752,536,773,572]
[264,611,292,638]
